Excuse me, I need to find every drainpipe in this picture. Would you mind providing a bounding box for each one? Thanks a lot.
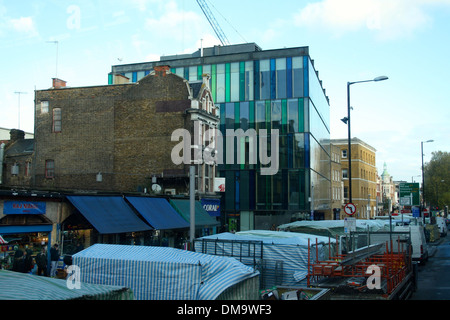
[0,143,5,185]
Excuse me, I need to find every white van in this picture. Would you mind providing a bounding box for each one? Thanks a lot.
[436,217,447,237]
[394,225,429,264]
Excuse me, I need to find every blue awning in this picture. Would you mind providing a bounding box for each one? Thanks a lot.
[169,199,220,228]
[125,197,189,230]
[66,196,152,234]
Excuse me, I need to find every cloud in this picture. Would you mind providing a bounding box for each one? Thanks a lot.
[9,16,38,36]
[145,1,202,40]
[293,0,448,40]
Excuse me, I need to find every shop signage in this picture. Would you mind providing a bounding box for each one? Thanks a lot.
[214,178,225,192]
[3,201,46,215]
[201,198,221,217]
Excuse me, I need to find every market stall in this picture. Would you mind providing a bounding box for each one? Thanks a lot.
[73,244,259,300]
[0,269,134,300]
[195,230,336,289]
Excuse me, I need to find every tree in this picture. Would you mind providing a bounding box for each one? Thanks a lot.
[424,151,450,211]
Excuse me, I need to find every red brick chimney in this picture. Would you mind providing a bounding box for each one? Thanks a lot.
[154,65,170,77]
[52,78,67,89]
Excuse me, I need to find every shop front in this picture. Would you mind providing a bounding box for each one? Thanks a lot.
[62,195,153,254]
[0,200,53,273]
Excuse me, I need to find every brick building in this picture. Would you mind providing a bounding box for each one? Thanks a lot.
[331,137,377,219]
[33,67,219,195]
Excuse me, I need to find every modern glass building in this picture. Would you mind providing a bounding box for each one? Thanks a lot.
[109,43,331,230]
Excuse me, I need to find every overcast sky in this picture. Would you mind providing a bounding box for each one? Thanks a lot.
[1,0,449,182]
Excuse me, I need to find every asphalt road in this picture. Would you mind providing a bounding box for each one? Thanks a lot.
[410,231,450,300]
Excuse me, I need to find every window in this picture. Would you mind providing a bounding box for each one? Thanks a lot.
[341,149,347,158]
[53,108,61,132]
[41,101,49,113]
[25,161,31,177]
[45,160,55,179]
[342,169,348,179]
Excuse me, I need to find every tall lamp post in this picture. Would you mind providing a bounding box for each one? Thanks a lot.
[421,139,434,223]
[342,76,388,204]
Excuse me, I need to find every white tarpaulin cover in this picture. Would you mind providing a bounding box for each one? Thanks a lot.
[278,219,390,237]
[72,244,258,300]
[0,269,134,300]
[195,230,336,288]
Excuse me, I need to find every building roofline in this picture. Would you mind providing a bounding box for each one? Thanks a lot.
[330,137,377,152]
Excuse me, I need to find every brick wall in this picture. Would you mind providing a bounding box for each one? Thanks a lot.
[33,73,192,192]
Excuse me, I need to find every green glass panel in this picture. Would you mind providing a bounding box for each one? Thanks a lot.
[108,73,113,85]
[299,98,304,132]
[211,65,217,103]
[281,99,287,135]
[239,61,245,102]
[225,63,231,102]
[197,65,203,80]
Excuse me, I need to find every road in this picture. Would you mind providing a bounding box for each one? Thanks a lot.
[410,231,450,300]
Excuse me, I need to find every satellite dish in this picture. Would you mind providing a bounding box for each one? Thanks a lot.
[152,184,162,193]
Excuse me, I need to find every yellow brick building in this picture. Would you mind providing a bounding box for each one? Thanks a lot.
[331,138,377,219]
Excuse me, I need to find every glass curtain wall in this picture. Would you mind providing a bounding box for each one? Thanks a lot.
[169,55,330,223]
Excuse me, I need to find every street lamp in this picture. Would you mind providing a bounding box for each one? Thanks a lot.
[421,139,434,224]
[345,76,388,204]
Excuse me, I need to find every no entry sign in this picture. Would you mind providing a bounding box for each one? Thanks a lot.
[344,203,356,216]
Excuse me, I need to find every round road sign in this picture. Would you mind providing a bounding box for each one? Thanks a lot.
[344,203,356,216]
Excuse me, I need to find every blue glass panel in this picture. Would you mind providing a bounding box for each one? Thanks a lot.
[132,72,137,83]
[303,56,309,97]
[254,60,260,100]
[287,57,293,98]
[270,59,276,99]
[235,171,240,211]
[305,133,310,169]
[249,170,255,210]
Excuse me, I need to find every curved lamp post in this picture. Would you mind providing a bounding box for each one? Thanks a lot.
[343,76,388,204]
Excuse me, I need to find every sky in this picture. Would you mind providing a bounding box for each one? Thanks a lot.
[0,0,449,183]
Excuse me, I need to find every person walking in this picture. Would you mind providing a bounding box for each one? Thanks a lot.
[36,247,47,276]
[50,243,59,278]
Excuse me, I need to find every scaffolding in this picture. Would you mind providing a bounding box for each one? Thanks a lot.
[307,232,413,299]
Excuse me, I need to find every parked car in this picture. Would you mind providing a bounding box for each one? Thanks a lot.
[395,225,429,264]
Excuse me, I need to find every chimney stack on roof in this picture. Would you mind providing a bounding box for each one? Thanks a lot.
[154,65,170,77]
[52,78,67,89]
[9,129,25,142]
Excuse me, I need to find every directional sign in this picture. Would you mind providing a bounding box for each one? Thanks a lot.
[344,203,356,216]
[399,183,420,206]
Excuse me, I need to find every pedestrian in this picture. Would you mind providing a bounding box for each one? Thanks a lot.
[12,245,24,272]
[23,248,33,273]
[36,247,47,276]
[50,243,59,278]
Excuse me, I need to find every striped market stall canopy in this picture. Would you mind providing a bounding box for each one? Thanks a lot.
[73,244,259,300]
[0,269,134,300]
[195,230,337,289]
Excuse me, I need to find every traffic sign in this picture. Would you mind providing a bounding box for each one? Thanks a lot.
[344,203,356,216]
[399,183,420,206]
